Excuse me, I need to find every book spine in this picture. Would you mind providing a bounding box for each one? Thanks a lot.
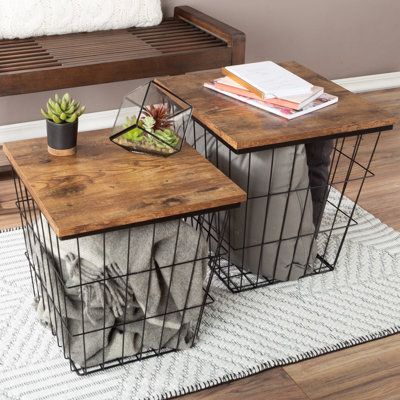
[214,82,263,101]
[221,67,266,100]
[215,81,302,110]
[265,98,302,110]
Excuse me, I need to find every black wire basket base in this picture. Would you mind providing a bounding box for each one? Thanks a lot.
[13,171,227,375]
[187,122,381,293]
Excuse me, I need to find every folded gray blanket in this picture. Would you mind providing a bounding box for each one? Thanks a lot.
[31,219,208,367]
[190,132,317,281]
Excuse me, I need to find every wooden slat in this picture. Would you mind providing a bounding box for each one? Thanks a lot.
[0,53,54,62]
[3,130,246,238]
[0,46,232,95]
[0,58,59,69]
[0,43,41,51]
[0,49,47,58]
[0,7,243,96]
[0,39,35,45]
[0,61,61,73]
[0,20,225,73]
[144,32,216,44]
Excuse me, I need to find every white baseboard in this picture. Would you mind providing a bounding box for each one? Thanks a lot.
[0,109,118,144]
[334,71,400,93]
[1,71,400,144]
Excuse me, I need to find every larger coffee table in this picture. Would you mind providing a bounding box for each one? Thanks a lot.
[157,61,396,292]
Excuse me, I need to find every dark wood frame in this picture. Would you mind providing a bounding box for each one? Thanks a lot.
[0,6,246,173]
[0,6,246,97]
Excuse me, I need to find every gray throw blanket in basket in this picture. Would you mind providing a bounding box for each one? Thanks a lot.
[191,133,317,281]
[31,219,208,367]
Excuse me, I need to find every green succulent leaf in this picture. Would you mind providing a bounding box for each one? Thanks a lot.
[77,106,86,117]
[122,127,144,142]
[61,100,68,111]
[65,113,77,123]
[62,93,71,104]
[41,108,50,119]
[142,116,156,132]
[51,113,62,124]
[41,93,85,124]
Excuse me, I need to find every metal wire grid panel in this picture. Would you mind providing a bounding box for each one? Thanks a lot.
[12,172,227,375]
[187,122,381,293]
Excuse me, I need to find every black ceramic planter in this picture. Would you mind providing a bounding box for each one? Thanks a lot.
[46,119,78,156]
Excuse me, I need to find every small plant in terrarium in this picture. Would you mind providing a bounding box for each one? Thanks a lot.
[114,104,181,154]
[110,81,192,157]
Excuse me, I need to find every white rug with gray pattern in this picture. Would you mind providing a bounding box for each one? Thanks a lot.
[0,192,399,400]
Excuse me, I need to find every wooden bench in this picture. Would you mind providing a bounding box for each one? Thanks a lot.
[0,6,245,96]
[0,6,245,174]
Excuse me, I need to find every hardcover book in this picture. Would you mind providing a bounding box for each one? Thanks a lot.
[213,76,324,110]
[222,61,314,99]
[204,82,338,120]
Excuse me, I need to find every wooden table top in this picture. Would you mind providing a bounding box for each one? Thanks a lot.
[156,61,396,152]
[4,130,246,239]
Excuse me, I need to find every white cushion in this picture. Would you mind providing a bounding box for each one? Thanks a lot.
[0,0,163,39]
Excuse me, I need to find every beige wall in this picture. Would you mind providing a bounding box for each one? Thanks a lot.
[1,0,399,125]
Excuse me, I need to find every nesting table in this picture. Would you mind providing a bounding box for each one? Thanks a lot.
[3,130,246,373]
[156,61,396,292]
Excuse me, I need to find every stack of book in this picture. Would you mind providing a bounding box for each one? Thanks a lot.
[204,61,338,120]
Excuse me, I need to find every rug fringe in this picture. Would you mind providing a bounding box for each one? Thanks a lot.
[0,226,22,234]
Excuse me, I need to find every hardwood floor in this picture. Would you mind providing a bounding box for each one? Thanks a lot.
[1,88,399,399]
[284,335,400,400]
[0,177,20,229]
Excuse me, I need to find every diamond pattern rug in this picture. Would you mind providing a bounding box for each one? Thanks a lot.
[0,192,399,400]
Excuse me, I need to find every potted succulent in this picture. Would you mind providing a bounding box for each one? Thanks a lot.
[114,104,181,155]
[110,81,192,156]
[41,93,86,156]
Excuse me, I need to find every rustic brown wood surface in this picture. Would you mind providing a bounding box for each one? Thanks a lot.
[1,89,399,400]
[0,7,245,96]
[156,62,396,152]
[3,129,246,239]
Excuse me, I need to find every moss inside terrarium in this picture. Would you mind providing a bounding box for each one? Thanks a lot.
[114,104,181,154]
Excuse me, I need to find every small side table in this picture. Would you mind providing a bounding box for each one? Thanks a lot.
[157,61,396,292]
[3,130,245,374]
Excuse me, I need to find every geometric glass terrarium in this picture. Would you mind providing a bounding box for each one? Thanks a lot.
[110,81,193,156]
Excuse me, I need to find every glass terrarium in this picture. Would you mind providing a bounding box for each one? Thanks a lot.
[110,81,193,156]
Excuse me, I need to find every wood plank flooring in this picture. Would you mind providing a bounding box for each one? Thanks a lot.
[1,88,399,399]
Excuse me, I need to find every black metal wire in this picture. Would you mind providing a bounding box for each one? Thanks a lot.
[194,123,383,293]
[13,173,223,374]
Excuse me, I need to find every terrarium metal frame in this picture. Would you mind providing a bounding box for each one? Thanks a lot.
[110,81,193,157]
[187,121,382,293]
[12,171,227,375]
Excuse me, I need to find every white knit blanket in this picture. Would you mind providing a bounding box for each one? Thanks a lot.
[0,0,163,39]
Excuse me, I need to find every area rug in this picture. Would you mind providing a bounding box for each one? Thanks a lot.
[0,191,399,400]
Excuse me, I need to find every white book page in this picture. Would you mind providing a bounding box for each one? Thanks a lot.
[226,61,313,98]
